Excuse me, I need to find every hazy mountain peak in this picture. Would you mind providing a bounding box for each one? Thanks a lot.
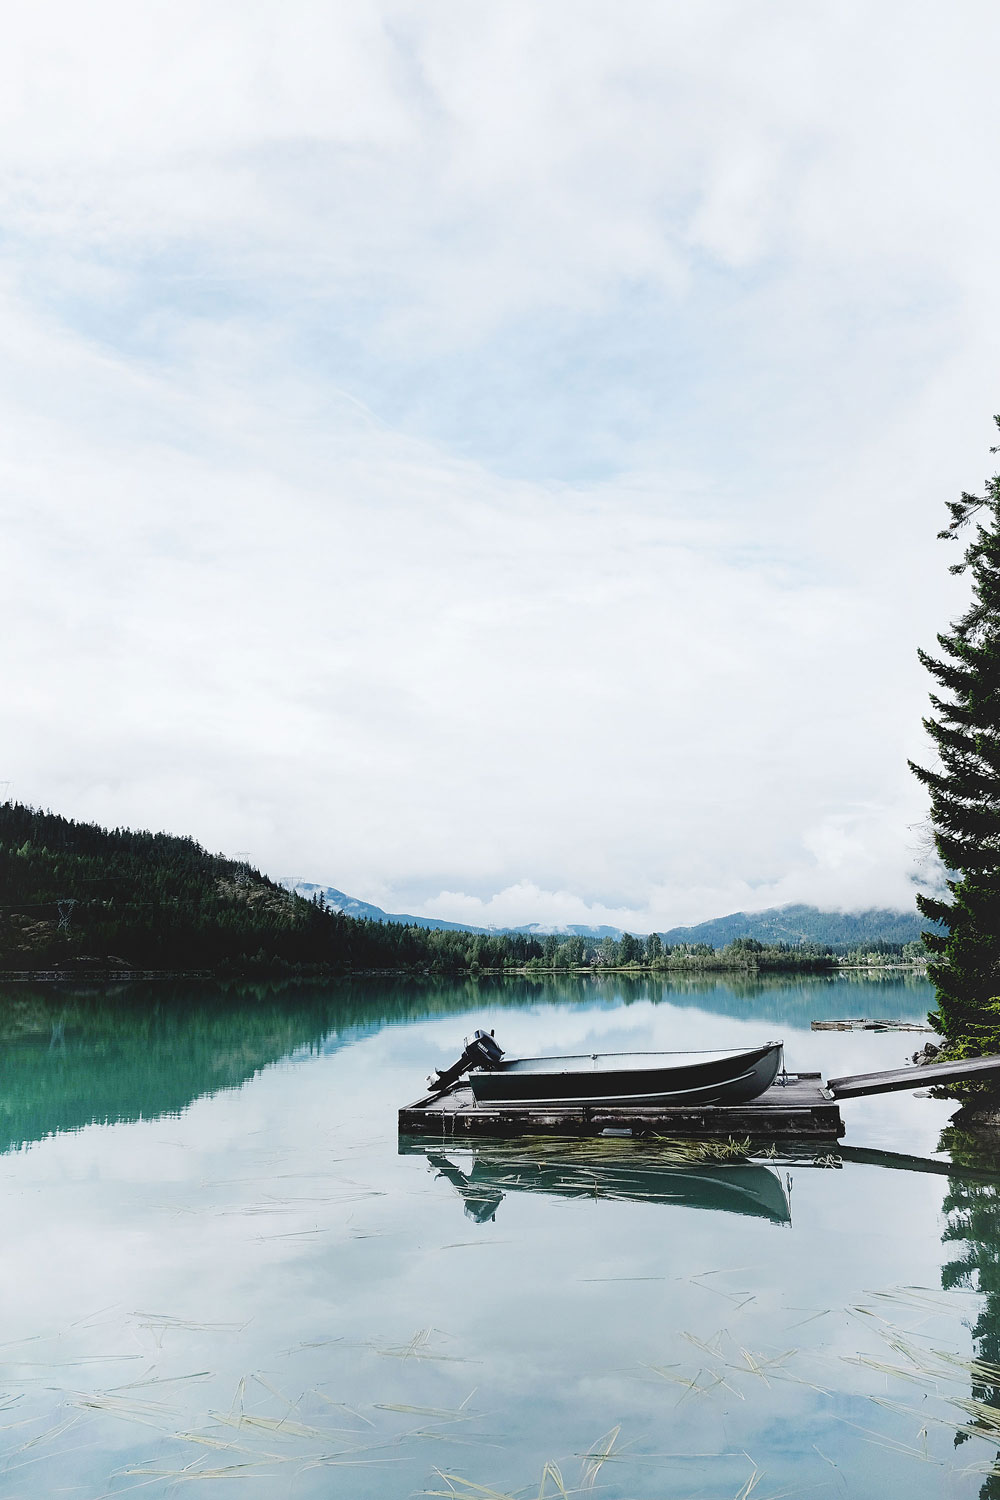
[281,883,937,945]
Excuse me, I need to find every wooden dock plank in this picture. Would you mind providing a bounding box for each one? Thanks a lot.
[398,1073,844,1140]
[827,1052,1000,1099]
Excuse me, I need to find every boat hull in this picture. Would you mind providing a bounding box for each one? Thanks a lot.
[467,1043,783,1108]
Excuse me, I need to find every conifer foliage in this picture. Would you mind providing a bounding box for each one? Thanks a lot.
[911,418,1000,1053]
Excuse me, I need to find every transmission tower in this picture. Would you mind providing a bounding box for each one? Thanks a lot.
[57,899,77,933]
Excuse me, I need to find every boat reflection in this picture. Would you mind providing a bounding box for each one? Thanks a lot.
[400,1139,792,1226]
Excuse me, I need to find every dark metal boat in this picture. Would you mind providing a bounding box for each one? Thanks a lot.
[429,1033,784,1108]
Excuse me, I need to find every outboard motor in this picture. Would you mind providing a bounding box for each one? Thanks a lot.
[428,1030,504,1094]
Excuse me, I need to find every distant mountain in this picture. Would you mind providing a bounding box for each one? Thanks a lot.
[506,923,625,938]
[286,884,939,948]
[283,882,487,933]
[284,883,623,937]
[659,903,942,949]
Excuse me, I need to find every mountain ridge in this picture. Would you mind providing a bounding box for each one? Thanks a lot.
[284,883,487,933]
[284,883,940,947]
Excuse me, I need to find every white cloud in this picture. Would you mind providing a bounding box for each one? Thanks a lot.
[1,1,995,924]
[414,804,931,932]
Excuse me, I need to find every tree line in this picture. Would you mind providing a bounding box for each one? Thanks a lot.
[1,804,842,976]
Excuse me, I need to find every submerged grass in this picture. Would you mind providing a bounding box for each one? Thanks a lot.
[65,1286,986,1499]
[8,1157,1000,1500]
[424,1423,628,1500]
[578,1423,623,1486]
[373,1328,479,1363]
[457,1135,780,1175]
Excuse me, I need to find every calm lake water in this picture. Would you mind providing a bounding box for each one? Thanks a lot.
[3,971,1000,1499]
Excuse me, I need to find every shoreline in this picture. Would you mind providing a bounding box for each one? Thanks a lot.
[0,960,929,985]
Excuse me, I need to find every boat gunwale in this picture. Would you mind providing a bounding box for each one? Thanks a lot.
[467,1044,784,1107]
[476,1042,782,1078]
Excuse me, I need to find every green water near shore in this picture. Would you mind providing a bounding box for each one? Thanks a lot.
[2,972,999,1498]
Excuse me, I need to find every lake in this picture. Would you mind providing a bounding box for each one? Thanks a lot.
[2,970,1000,1499]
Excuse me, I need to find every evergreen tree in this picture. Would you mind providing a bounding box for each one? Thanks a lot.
[911,419,1000,1055]
[618,932,642,964]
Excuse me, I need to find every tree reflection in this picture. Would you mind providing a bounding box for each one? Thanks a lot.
[941,1127,1000,1497]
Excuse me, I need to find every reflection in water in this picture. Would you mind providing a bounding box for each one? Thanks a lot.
[839,1142,1000,1185]
[400,1139,792,1225]
[0,985,366,1154]
[941,1129,1000,1498]
[12,970,1000,1500]
[0,970,932,1155]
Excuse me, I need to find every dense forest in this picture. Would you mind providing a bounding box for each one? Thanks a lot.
[0,804,922,977]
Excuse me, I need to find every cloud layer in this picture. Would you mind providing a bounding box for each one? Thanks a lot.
[2,1,996,926]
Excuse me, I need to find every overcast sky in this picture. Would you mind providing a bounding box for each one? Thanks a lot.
[2,1,996,928]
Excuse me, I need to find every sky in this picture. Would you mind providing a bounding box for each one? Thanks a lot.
[1,0,997,930]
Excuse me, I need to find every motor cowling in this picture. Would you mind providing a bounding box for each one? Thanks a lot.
[428,1029,504,1093]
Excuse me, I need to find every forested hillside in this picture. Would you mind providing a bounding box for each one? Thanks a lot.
[0,805,931,976]
[0,803,333,970]
[0,804,548,973]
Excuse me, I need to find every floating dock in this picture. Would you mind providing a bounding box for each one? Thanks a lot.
[398,1072,845,1140]
[400,1052,1000,1142]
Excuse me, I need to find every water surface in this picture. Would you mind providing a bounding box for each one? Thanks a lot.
[2,972,1000,1498]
